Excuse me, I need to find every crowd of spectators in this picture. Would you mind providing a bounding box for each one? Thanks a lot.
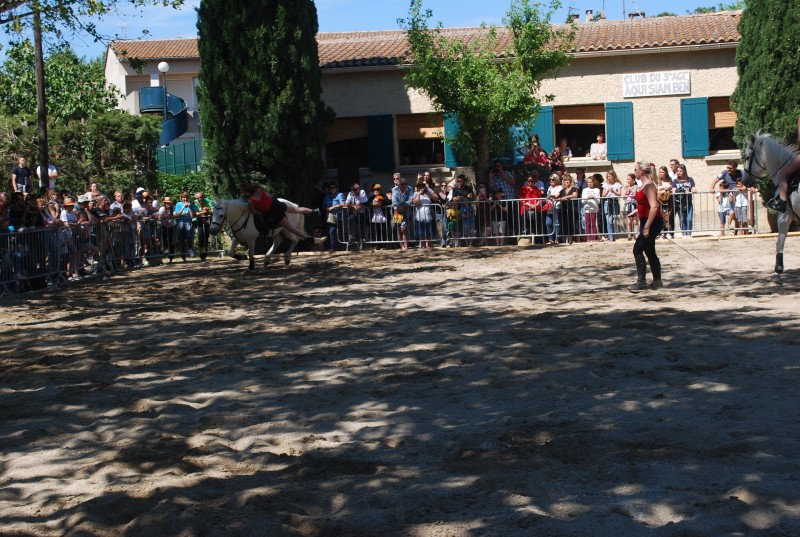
[320,151,757,251]
[1,177,218,293]
[3,148,759,293]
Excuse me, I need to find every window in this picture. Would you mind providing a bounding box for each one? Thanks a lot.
[325,117,370,169]
[554,104,606,157]
[708,97,737,151]
[396,113,445,166]
[681,96,738,157]
[515,102,632,163]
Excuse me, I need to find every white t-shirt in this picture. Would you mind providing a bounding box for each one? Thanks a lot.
[582,187,601,213]
[547,185,564,210]
[37,163,57,189]
[589,143,607,160]
[602,181,622,198]
[717,190,733,213]
[734,188,748,208]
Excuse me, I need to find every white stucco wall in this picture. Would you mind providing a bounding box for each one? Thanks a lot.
[321,47,739,189]
[540,47,739,190]
[322,69,433,117]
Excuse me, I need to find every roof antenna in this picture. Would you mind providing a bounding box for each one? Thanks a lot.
[116,21,128,39]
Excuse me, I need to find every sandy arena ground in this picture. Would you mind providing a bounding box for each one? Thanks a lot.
[1,236,799,537]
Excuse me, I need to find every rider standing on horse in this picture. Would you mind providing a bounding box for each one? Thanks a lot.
[766,114,800,213]
[243,182,317,243]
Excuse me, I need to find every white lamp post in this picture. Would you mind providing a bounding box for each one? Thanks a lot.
[157,61,170,120]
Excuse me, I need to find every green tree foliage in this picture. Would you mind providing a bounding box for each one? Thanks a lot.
[688,1,745,14]
[157,170,215,200]
[399,0,575,181]
[0,39,119,122]
[731,0,800,146]
[0,1,184,39]
[197,0,334,202]
[0,110,160,194]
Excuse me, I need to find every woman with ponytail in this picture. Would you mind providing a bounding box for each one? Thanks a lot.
[630,162,664,291]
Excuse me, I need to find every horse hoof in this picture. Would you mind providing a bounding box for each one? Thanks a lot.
[771,274,783,285]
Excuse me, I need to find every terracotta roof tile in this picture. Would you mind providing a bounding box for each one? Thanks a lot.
[109,38,198,60]
[110,11,740,68]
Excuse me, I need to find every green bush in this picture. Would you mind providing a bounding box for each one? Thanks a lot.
[156,170,217,200]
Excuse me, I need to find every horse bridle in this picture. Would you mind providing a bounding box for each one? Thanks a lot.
[209,206,249,236]
[745,140,769,181]
[746,138,794,181]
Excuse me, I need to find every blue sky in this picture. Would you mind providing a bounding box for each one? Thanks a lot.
[1,0,728,61]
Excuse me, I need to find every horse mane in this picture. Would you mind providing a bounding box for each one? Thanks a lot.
[757,132,799,159]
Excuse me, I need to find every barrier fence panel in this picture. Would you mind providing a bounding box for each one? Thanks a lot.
[329,191,764,250]
[3,193,765,296]
[1,216,229,297]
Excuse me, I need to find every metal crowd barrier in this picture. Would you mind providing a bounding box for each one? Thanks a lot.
[1,216,228,296]
[328,191,763,249]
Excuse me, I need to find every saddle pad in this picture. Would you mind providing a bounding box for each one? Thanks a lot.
[254,213,281,235]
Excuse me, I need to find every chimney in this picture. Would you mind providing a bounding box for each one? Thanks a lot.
[628,11,645,19]
[569,13,580,22]
[585,9,594,22]
[598,11,606,20]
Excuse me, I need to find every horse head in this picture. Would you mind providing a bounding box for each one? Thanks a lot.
[743,133,762,184]
[209,200,227,235]
[745,131,795,186]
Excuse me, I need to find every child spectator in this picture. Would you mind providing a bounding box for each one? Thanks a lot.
[582,174,602,242]
[716,182,734,236]
[733,179,750,235]
[490,189,508,246]
[623,173,639,240]
[445,202,461,248]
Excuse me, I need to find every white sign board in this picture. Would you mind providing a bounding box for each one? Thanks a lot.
[622,70,691,98]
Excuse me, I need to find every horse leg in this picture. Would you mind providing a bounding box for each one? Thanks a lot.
[773,212,791,283]
[270,232,291,265]
[283,233,298,265]
[263,236,276,267]
[247,242,256,272]
[228,236,239,258]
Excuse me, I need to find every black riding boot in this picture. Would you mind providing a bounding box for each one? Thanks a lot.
[649,256,662,289]
[629,254,648,292]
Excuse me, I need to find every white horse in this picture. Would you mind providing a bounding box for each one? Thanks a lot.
[743,132,800,282]
[209,199,304,271]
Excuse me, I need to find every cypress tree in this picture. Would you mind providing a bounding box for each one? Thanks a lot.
[732,0,800,144]
[197,0,334,201]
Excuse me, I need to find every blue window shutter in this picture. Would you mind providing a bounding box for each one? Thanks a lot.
[605,101,634,161]
[508,124,528,164]
[444,114,460,168]
[368,115,395,171]
[681,97,709,158]
[509,106,553,164]
[531,106,554,154]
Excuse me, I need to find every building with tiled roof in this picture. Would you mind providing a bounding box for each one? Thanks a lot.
[105,11,742,186]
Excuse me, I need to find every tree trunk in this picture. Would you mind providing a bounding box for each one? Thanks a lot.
[474,127,490,190]
[33,7,49,192]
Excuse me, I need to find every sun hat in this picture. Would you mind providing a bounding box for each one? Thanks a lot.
[162,196,173,203]
[62,198,75,206]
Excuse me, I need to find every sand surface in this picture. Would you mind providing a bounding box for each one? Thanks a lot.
[1,237,799,537]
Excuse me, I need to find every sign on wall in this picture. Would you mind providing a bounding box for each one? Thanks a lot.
[622,70,691,98]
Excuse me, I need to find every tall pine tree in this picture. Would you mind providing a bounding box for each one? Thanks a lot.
[731,0,800,145]
[197,0,334,201]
